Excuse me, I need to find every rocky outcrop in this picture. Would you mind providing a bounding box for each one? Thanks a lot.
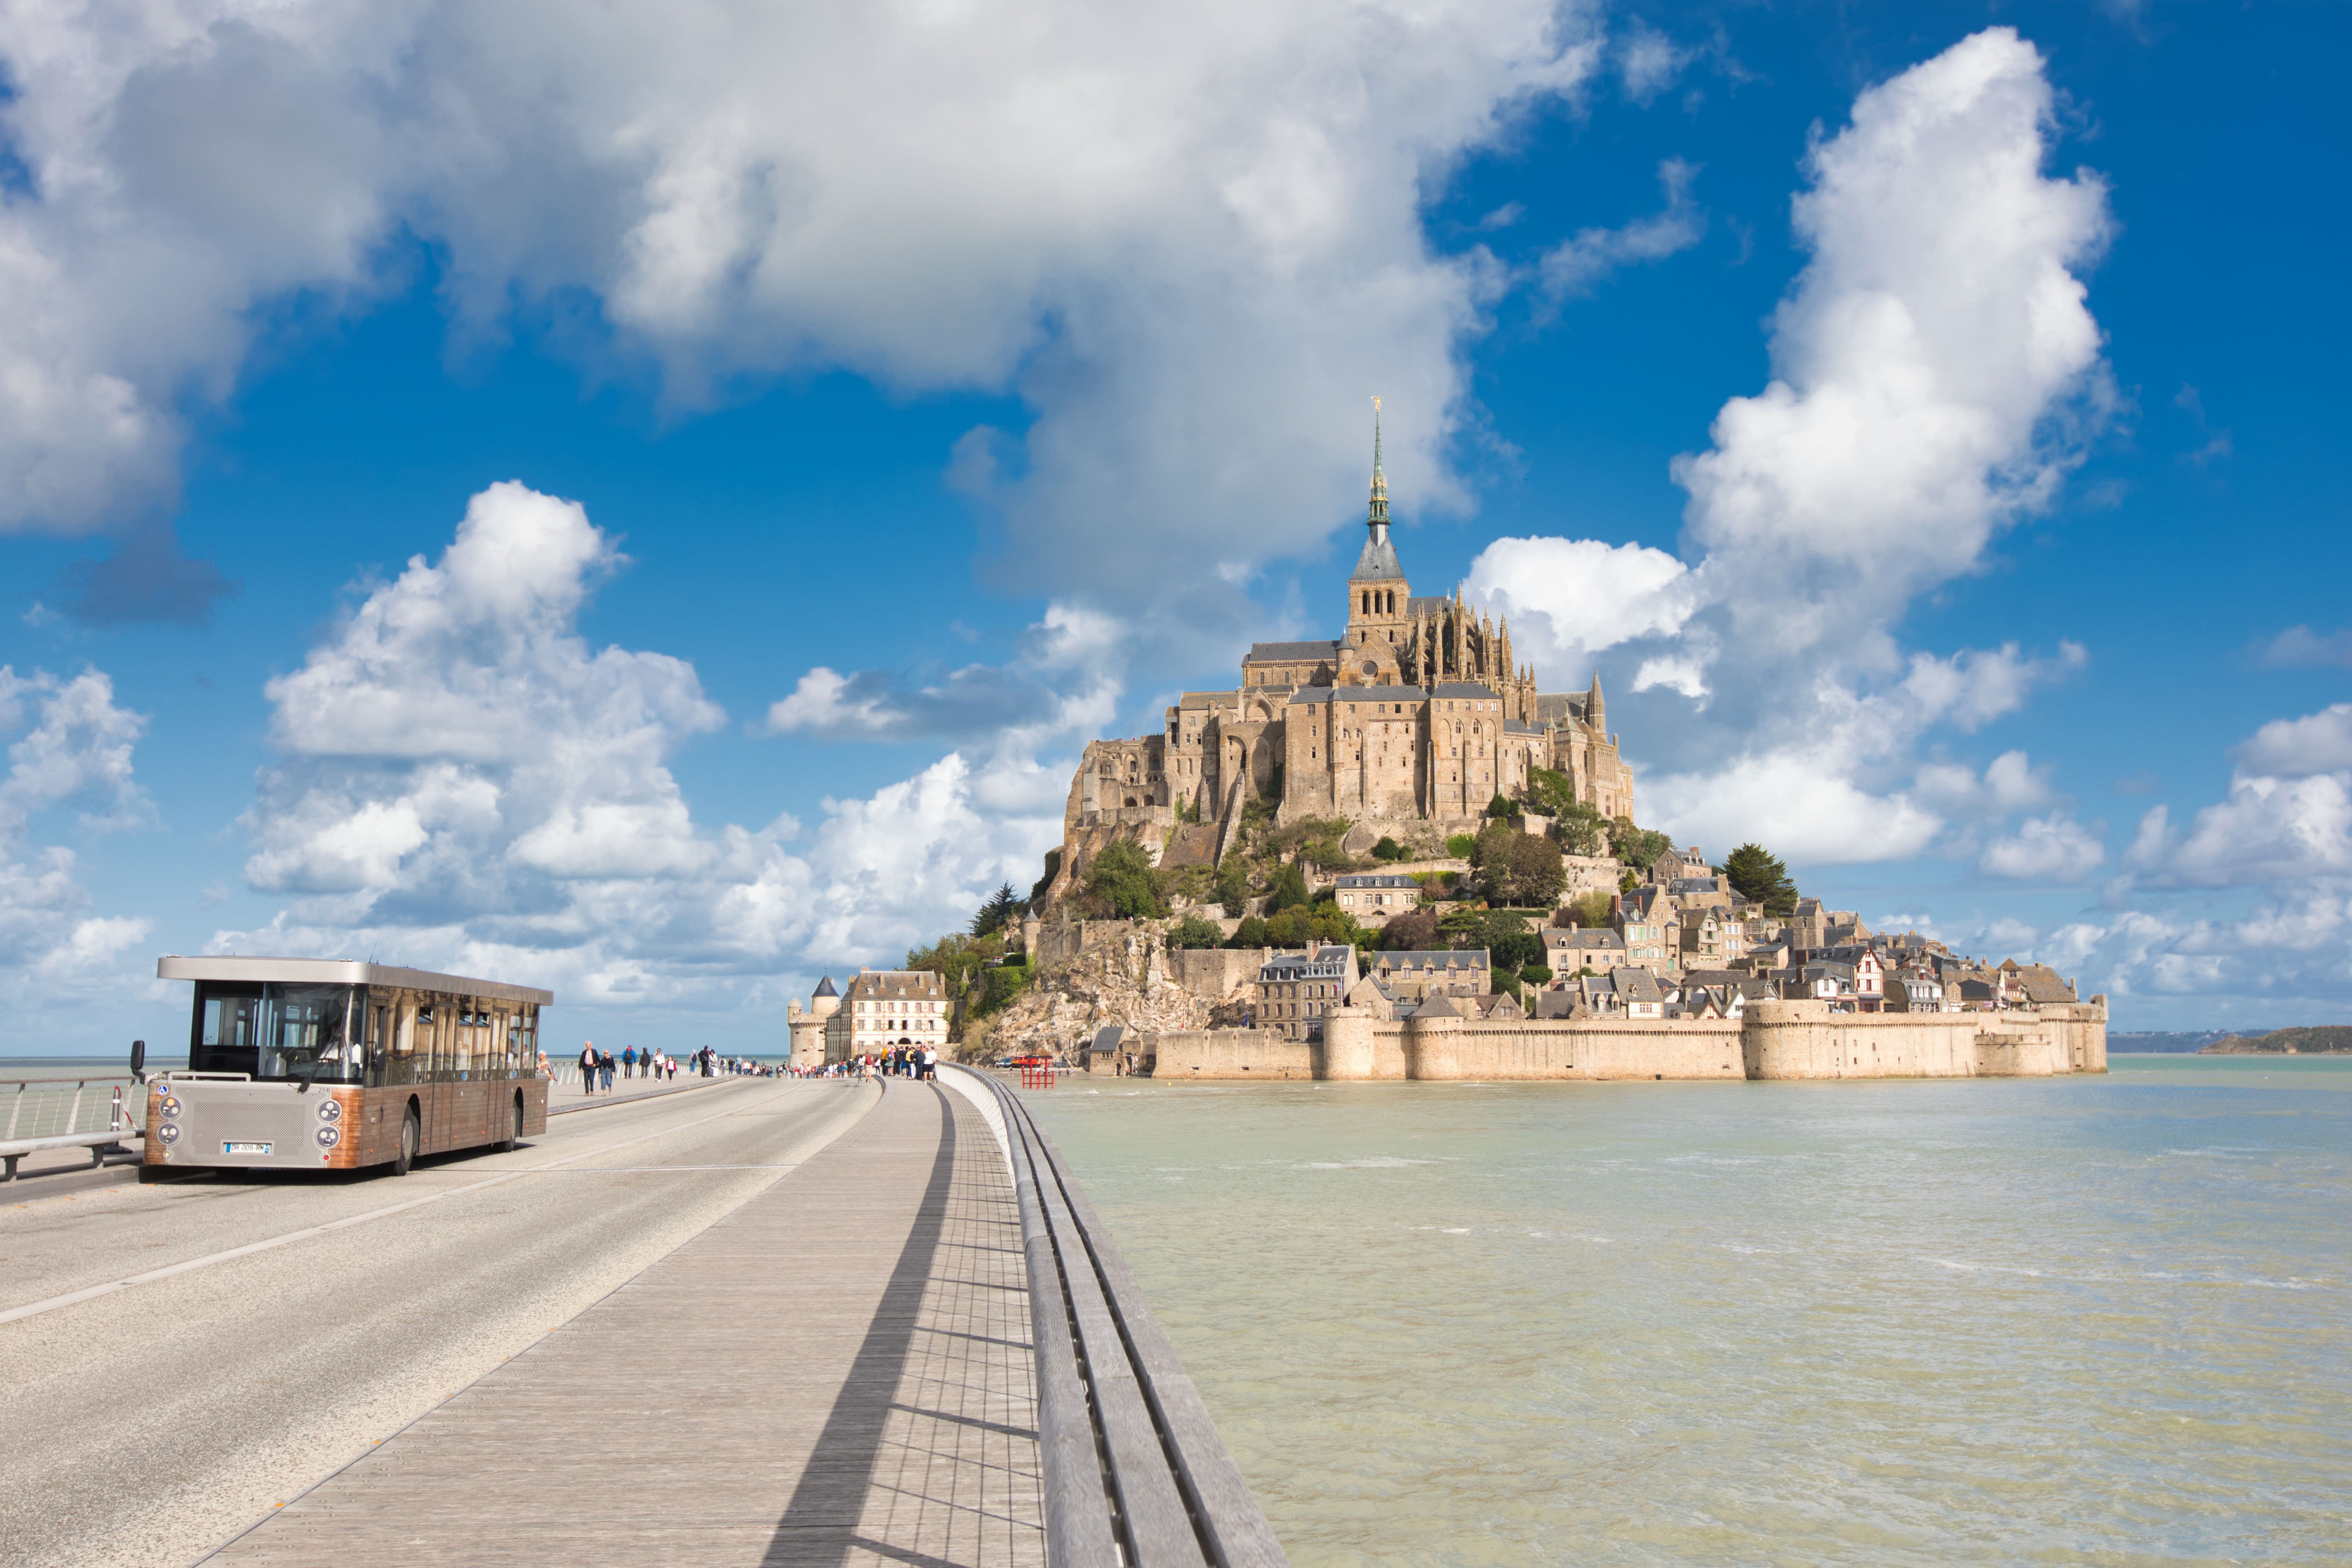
[978,926,1254,1060]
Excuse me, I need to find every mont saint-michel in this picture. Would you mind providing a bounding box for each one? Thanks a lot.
[1045,419,1635,903]
[786,421,2114,1087]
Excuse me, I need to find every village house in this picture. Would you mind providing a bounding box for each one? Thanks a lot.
[1252,945,1359,1040]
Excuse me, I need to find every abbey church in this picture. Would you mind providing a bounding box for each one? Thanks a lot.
[1048,417,1637,893]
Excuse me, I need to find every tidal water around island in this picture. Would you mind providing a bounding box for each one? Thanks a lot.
[1026,1056,2352,1567]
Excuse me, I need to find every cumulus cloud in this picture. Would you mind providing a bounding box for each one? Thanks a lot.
[1475,29,2112,865]
[0,0,1603,641]
[1980,813,2104,881]
[1615,22,1695,105]
[2259,627,2352,668]
[1465,536,1696,666]
[2234,704,2352,778]
[0,666,155,983]
[1537,158,1705,299]
[223,482,1068,1014]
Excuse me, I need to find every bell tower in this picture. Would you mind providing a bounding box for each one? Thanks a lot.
[1346,399,1409,661]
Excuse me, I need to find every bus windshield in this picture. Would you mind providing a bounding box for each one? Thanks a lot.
[191,981,366,1083]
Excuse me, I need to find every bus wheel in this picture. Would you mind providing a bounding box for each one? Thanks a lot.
[498,1094,521,1153]
[394,1106,419,1176]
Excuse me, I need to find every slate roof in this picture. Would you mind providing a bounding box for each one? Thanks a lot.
[811,975,838,998]
[1336,873,1420,889]
[1617,967,1665,1004]
[1372,949,1490,970]
[1352,529,1406,582]
[1504,720,1543,736]
[1431,682,1498,700]
[1410,991,1464,1018]
[1245,641,1340,663]
[1547,929,1627,952]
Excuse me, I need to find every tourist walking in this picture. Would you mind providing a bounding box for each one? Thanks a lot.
[922,1045,938,1080]
[598,1050,615,1093]
[579,1041,597,1096]
[622,1044,636,1080]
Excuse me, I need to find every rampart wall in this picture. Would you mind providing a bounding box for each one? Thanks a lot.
[1159,996,2105,1082]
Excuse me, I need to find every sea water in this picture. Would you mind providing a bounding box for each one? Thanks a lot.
[1025,1057,2352,1566]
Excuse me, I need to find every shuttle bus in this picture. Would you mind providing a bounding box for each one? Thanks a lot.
[145,957,552,1178]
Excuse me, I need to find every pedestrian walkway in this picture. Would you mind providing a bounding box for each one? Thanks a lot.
[204,1079,1045,1568]
[548,1069,749,1116]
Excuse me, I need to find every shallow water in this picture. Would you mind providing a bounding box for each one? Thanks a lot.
[1026,1056,2352,1566]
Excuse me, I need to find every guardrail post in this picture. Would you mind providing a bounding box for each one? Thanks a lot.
[67,1080,86,1139]
[5,1082,21,1141]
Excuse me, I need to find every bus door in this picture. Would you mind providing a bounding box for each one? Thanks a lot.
[416,1002,446,1152]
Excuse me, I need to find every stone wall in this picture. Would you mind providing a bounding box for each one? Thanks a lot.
[1150,995,2107,1082]
[1166,946,1270,1004]
[1151,1029,1317,1080]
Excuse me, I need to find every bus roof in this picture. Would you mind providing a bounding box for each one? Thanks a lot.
[155,956,555,1006]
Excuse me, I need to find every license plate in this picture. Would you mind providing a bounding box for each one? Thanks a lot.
[223,1141,272,1155]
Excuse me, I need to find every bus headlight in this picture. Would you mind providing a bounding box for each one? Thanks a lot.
[157,1122,181,1145]
[315,1125,341,1149]
[318,1099,342,1122]
[159,1096,181,1119]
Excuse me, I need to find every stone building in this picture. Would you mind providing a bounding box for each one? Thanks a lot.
[1049,415,1639,898]
[1252,945,1359,1040]
[822,969,949,1062]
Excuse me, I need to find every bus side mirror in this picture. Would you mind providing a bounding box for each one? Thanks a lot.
[129,1039,146,1082]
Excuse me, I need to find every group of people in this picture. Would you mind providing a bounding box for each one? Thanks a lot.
[572,1042,780,1093]
[785,1045,938,1080]
[575,1042,679,1093]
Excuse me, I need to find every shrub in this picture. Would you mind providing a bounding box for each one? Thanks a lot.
[1520,964,1552,985]
[1490,966,1521,998]
[975,962,1030,1016]
[1445,833,1477,858]
[1227,915,1271,948]
[1490,928,1544,972]
[1372,835,1405,862]
[1486,793,1514,820]
[1168,914,1225,949]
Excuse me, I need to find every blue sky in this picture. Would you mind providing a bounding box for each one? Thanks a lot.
[0,0,2345,1053]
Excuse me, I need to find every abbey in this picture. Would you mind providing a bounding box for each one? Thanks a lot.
[1053,419,1637,886]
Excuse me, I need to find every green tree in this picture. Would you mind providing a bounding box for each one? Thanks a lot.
[1490,966,1522,999]
[1723,842,1799,916]
[1227,915,1271,948]
[1618,866,1639,893]
[1445,833,1477,858]
[1085,838,1165,918]
[1564,891,1614,929]
[1168,914,1225,949]
[1381,907,1441,951]
[1213,860,1251,918]
[1263,862,1310,915]
[1029,849,1062,906]
[970,881,1022,937]
[1486,792,1514,819]
[1608,821,1674,872]
[1520,964,1553,985]
[1371,835,1405,862]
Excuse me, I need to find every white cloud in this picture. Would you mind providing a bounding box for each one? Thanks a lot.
[1980,813,2104,881]
[0,0,1604,650]
[2234,704,2352,778]
[0,666,154,984]
[225,482,1069,1017]
[1467,535,1697,667]
[1615,22,1695,104]
[1537,158,1705,298]
[1468,29,2111,863]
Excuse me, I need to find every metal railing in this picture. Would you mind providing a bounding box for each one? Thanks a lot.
[951,1065,1289,1568]
[2,1075,143,1180]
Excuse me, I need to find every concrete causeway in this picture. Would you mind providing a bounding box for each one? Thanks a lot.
[202,1078,1045,1567]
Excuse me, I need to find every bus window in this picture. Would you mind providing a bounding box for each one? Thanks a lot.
[368,1003,389,1088]
[192,982,263,1075]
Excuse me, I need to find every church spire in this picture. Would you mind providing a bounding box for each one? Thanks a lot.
[1348,396,1405,590]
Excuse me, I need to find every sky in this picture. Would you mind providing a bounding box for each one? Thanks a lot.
[0,0,2345,1055]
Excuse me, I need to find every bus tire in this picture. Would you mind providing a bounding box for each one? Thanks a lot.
[498,1094,521,1153]
[394,1105,419,1176]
